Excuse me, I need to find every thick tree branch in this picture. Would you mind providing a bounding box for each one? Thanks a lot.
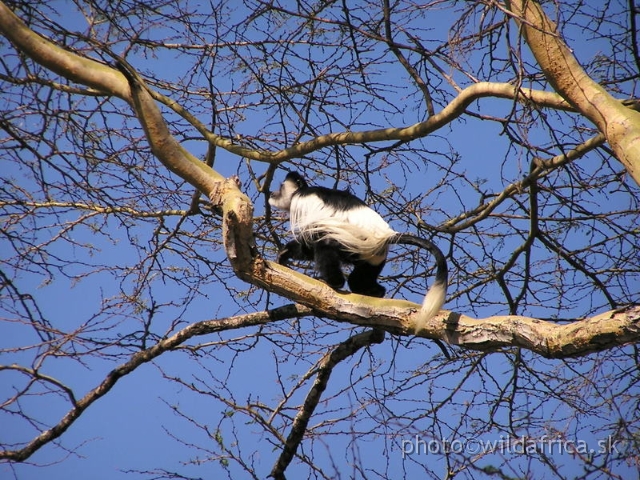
[0,2,130,100]
[229,82,575,163]
[504,0,640,185]
[1,4,638,479]
[116,60,224,195]
[422,306,640,358]
[2,0,627,173]
[239,256,640,358]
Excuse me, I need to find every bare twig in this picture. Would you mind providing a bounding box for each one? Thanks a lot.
[0,305,312,462]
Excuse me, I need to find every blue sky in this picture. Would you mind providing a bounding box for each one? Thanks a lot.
[1,1,638,478]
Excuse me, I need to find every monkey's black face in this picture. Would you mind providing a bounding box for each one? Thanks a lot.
[269,177,300,211]
[284,171,308,190]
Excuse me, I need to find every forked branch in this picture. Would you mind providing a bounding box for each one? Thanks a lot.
[504,0,640,185]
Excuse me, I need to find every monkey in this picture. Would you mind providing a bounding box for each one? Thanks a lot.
[269,171,448,329]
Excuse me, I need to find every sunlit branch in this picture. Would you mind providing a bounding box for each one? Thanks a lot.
[0,200,190,218]
[504,0,640,185]
[198,82,575,164]
[116,59,225,196]
[2,1,626,177]
[0,2,130,99]
[2,2,637,364]
[246,262,640,357]
[145,66,576,165]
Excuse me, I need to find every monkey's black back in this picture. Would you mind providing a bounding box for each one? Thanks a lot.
[294,185,367,212]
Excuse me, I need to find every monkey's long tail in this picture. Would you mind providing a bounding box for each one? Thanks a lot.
[390,233,448,331]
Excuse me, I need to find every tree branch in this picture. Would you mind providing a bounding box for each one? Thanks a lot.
[269,329,385,480]
[0,2,130,100]
[504,0,640,185]
[116,60,224,195]
[0,305,312,462]
[237,81,574,163]
[238,257,640,359]
[442,132,607,232]
[3,0,629,174]
[1,0,637,375]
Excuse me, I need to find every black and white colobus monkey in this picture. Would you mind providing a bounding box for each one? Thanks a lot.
[269,171,448,328]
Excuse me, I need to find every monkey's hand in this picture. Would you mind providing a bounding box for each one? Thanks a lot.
[277,240,314,265]
[277,247,292,266]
